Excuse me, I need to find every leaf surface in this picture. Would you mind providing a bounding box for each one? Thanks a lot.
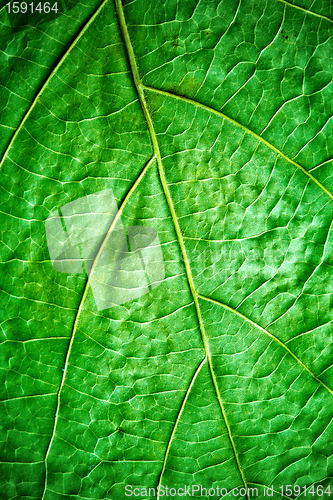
[1,0,333,499]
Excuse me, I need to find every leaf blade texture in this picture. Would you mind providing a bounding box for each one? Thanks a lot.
[1,0,333,499]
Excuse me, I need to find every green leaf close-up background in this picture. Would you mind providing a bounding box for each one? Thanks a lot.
[1,0,333,498]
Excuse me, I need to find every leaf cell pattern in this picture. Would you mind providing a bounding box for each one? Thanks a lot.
[1,0,333,499]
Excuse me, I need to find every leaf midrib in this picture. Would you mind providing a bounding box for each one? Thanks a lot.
[114,0,250,496]
[12,0,329,496]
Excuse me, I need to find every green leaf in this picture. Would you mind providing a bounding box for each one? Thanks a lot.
[1,0,333,499]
